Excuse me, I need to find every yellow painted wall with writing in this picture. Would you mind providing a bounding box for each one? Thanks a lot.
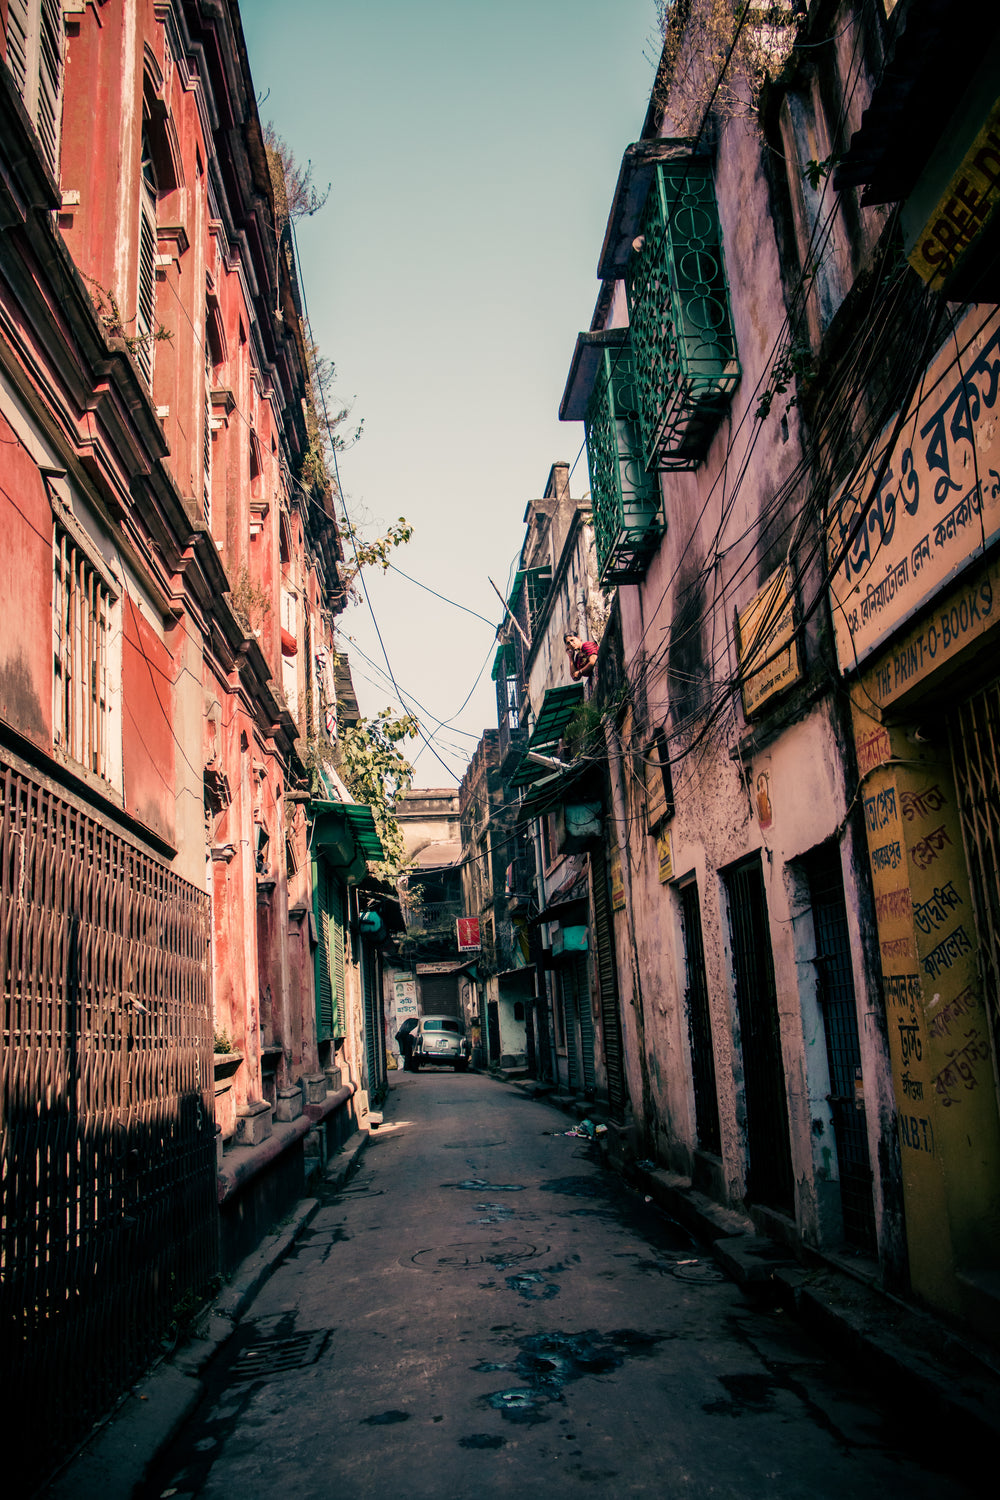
[852,694,1000,1318]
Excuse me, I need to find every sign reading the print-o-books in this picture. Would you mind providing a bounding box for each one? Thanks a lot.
[827,307,1000,674]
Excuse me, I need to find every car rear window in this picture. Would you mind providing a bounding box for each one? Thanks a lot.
[423,1019,462,1034]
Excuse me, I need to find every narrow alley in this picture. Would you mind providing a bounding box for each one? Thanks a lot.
[138,1074,974,1500]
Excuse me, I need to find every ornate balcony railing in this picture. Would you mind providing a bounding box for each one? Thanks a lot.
[626,159,740,471]
[401,899,463,937]
[585,336,665,584]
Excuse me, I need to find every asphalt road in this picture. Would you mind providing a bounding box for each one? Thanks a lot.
[139,1071,974,1499]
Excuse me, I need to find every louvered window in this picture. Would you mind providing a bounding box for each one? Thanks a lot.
[5,0,64,179]
[52,522,117,784]
[135,132,157,386]
[203,327,213,528]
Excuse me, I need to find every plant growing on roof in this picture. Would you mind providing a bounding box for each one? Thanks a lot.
[85,277,172,360]
[653,0,798,134]
[263,124,331,235]
[228,564,272,635]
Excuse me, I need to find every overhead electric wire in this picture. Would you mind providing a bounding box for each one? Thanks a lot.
[289,225,470,785]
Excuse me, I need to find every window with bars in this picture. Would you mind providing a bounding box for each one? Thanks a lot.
[52,522,118,785]
[4,0,63,179]
[493,642,521,761]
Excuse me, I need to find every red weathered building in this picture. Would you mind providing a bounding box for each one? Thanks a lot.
[1,2,387,1482]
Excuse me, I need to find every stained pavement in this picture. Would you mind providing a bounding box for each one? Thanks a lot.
[133,1072,976,1499]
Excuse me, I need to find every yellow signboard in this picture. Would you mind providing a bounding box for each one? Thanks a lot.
[827,306,1000,672]
[736,566,801,717]
[657,829,674,884]
[610,849,625,911]
[908,100,1000,289]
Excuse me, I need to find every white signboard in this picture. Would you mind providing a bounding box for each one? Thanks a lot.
[393,976,417,1018]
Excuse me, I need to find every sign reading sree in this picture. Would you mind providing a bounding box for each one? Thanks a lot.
[908,100,1000,289]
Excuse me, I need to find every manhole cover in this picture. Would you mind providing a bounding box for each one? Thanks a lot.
[409,1239,544,1270]
[229,1329,330,1381]
[670,1259,727,1284]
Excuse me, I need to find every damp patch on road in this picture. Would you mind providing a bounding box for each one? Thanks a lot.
[452,1178,525,1192]
[361,1409,411,1426]
[459,1433,506,1449]
[505,1272,559,1301]
[477,1329,666,1423]
[702,1372,779,1417]
[539,1175,609,1198]
[470,1202,516,1224]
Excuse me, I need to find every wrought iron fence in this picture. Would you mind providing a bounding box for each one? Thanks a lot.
[0,753,216,1486]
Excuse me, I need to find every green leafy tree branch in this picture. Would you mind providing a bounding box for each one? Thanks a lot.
[339,709,419,881]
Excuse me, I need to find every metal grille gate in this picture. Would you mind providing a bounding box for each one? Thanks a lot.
[803,845,876,1254]
[561,953,595,1095]
[362,941,385,1097]
[951,678,1000,1064]
[591,846,626,1116]
[724,856,795,1210]
[0,754,216,1486]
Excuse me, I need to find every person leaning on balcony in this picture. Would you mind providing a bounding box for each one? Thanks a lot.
[565,633,598,681]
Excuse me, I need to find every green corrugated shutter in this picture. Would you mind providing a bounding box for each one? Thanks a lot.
[315,859,346,1039]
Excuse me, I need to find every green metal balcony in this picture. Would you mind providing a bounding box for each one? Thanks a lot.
[562,329,665,584]
[623,154,740,470]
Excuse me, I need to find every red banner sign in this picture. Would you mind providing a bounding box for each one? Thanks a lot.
[456,917,481,952]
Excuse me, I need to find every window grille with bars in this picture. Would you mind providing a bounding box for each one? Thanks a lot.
[4,0,63,179]
[626,159,741,470]
[951,678,1000,1064]
[52,523,117,784]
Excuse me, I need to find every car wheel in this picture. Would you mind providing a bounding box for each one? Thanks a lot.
[410,1055,420,1070]
[454,1059,468,1072]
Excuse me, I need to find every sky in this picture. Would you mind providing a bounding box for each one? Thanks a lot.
[239,0,661,787]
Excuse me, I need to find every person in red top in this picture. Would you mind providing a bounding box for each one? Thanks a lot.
[565,633,598,680]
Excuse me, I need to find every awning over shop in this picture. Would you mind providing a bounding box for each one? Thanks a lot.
[310,799,384,874]
[509,684,585,788]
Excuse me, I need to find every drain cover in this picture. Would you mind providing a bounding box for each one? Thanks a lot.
[670,1259,727,1284]
[229,1329,330,1381]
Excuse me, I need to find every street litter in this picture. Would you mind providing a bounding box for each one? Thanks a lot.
[563,1119,608,1139]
